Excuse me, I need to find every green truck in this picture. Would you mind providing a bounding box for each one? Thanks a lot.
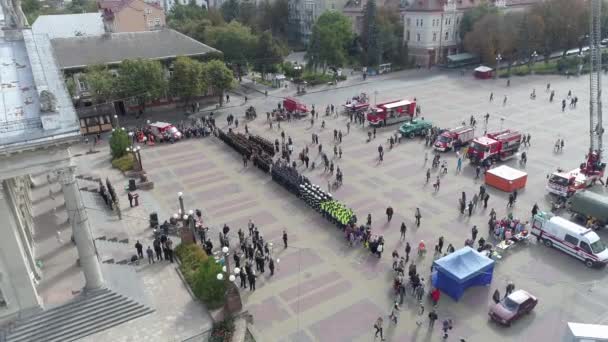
[568,190,608,227]
[399,119,432,138]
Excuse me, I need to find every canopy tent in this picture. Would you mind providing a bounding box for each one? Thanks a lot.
[447,53,477,63]
[474,65,494,79]
[432,247,495,300]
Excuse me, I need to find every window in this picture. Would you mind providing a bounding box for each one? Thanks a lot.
[148,19,153,27]
[406,18,411,26]
[417,33,420,42]
[406,30,410,41]
[144,8,151,14]
[456,17,460,24]
[432,32,436,41]
[564,234,579,245]
[445,31,448,40]
[445,18,448,25]
[415,19,419,26]
[80,119,86,128]
[580,241,592,254]
[77,77,88,91]
[420,19,423,26]
[154,17,160,25]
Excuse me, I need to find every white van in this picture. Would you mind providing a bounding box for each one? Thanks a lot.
[531,211,608,267]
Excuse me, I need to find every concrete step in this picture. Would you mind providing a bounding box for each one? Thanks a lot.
[7,290,120,333]
[5,291,153,342]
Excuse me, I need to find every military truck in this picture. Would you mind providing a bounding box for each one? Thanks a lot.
[398,119,432,138]
[568,190,608,228]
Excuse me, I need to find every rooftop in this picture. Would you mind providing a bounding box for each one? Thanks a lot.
[32,13,105,39]
[0,12,81,151]
[50,29,220,70]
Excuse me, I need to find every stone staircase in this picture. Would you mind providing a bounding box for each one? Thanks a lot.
[1,287,154,342]
[76,174,102,193]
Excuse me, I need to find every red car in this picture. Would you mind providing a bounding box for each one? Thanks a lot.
[489,290,538,326]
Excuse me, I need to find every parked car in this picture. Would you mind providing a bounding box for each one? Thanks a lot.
[489,289,538,326]
[398,119,432,138]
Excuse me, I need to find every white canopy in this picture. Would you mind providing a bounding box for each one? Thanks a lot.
[474,66,493,73]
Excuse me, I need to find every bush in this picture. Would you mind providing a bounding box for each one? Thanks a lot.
[111,154,134,172]
[209,317,235,342]
[109,128,130,159]
[175,243,226,310]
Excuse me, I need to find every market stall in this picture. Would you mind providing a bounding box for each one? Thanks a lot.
[432,247,495,300]
[474,66,494,79]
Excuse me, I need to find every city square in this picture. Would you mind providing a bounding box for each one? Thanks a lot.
[102,70,608,341]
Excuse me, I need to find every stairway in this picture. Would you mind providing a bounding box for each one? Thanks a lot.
[2,287,154,342]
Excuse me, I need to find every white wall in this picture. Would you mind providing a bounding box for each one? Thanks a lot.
[403,10,463,50]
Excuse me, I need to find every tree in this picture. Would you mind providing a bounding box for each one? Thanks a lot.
[109,128,130,159]
[253,31,286,79]
[202,60,234,105]
[515,12,545,64]
[170,56,206,106]
[376,7,406,67]
[116,59,167,113]
[530,0,587,57]
[463,13,517,65]
[459,3,497,41]
[220,0,240,22]
[204,21,256,63]
[306,12,353,72]
[362,0,380,66]
[85,65,116,104]
[238,0,258,28]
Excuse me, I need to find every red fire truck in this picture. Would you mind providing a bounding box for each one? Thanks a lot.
[434,126,475,152]
[467,130,522,165]
[283,97,308,116]
[546,151,606,197]
[366,99,416,126]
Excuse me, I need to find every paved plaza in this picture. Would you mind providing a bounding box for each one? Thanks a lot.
[74,70,608,341]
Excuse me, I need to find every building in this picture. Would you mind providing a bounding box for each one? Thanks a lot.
[403,0,541,67]
[31,13,106,39]
[0,8,103,326]
[342,0,405,37]
[98,0,166,33]
[288,0,349,45]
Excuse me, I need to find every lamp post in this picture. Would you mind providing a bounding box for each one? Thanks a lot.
[495,53,502,79]
[216,246,243,315]
[177,192,185,217]
[530,51,538,74]
[113,114,119,128]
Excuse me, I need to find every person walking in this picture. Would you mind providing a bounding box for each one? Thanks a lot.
[492,289,501,304]
[367,213,372,226]
[475,166,481,179]
[405,242,411,262]
[146,246,154,264]
[426,169,431,183]
[283,230,288,248]
[153,238,163,261]
[532,203,539,217]
[428,309,439,329]
[388,302,400,324]
[415,208,422,227]
[269,258,275,276]
[400,222,407,240]
[442,319,453,339]
[415,304,425,326]
[438,236,444,253]
[135,240,143,259]
[505,281,515,297]
[415,282,425,302]
[483,193,490,208]
[248,272,257,291]
[467,201,474,217]
[386,207,394,222]
[471,225,478,241]
[508,193,515,208]
[239,269,248,289]
[374,317,385,341]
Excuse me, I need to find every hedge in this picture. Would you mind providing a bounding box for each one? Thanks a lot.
[111,154,134,172]
[175,244,226,310]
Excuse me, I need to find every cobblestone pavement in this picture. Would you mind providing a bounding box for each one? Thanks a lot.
[107,71,608,342]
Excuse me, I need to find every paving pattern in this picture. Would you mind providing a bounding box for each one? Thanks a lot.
[133,71,608,342]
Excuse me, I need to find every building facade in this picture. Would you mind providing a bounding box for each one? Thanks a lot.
[342,0,406,37]
[98,0,166,33]
[403,0,542,67]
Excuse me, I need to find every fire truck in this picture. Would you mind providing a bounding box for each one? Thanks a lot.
[467,130,522,165]
[434,126,475,152]
[546,152,605,197]
[366,99,416,127]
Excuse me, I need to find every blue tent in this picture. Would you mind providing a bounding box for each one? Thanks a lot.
[431,247,495,301]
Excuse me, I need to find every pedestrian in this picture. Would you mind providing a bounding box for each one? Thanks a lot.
[503,95,507,106]
[468,201,473,216]
[153,238,162,261]
[475,165,481,179]
[239,270,247,289]
[484,193,490,208]
[428,309,438,328]
[374,317,385,341]
[489,92,493,101]
[378,145,383,162]
[269,258,275,276]
[347,122,351,134]
[426,168,431,183]
[472,193,479,208]
[243,154,248,167]
[415,304,425,326]
[431,287,440,307]
[373,127,377,139]
[283,230,288,248]
[388,302,400,324]
[472,225,478,241]
[367,213,372,226]
[505,281,515,296]
[415,280,425,301]
[438,236,444,253]
[135,240,143,259]
[146,246,154,264]
[400,222,407,240]
[386,206,394,222]
[532,203,539,217]
[49,188,55,200]
[493,289,501,304]
[248,272,257,291]
[457,157,462,173]
[508,193,515,208]
[415,208,421,227]
[405,242,411,262]
[442,319,453,339]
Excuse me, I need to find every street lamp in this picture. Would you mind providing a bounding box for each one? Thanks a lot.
[113,114,119,128]
[530,51,538,74]
[495,53,503,79]
[177,192,185,216]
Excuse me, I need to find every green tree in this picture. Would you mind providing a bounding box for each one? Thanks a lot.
[362,0,380,66]
[220,0,240,22]
[85,65,116,104]
[306,12,353,72]
[170,56,206,106]
[459,3,497,41]
[530,0,587,58]
[377,7,406,67]
[203,60,234,105]
[253,31,286,79]
[204,21,256,63]
[109,128,130,160]
[116,59,167,113]
[238,0,258,28]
